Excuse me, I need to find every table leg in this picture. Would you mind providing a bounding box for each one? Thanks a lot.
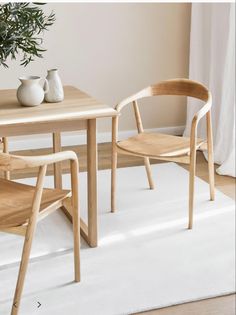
[60,121,98,248]
[3,137,10,180]
[87,119,98,247]
[53,132,62,189]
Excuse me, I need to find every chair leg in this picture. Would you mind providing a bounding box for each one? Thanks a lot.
[11,223,37,315]
[70,160,81,282]
[111,146,117,213]
[208,150,215,201]
[72,200,80,283]
[11,165,46,315]
[188,150,196,230]
[144,157,154,189]
[206,110,215,200]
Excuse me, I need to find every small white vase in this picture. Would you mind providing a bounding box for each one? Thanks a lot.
[17,76,49,107]
[44,69,64,103]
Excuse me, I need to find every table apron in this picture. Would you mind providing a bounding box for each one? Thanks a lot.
[0,119,88,137]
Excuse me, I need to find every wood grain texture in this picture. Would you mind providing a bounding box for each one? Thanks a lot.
[0,86,116,127]
[113,78,214,228]
[116,79,210,112]
[0,178,70,228]
[87,119,98,247]
[116,145,191,164]
[117,132,205,158]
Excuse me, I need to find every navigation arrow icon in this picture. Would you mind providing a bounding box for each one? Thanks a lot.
[37,301,41,308]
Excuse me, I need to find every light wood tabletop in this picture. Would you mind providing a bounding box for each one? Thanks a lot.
[0,86,117,248]
[0,86,117,136]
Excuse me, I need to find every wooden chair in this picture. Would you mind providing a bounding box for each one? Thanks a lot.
[0,149,80,315]
[111,78,215,229]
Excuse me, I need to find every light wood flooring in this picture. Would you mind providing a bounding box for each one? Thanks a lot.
[3,142,235,315]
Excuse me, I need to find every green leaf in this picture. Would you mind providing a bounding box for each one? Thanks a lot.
[0,3,55,67]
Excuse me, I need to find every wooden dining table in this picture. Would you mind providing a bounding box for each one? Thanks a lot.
[0,86,117,247]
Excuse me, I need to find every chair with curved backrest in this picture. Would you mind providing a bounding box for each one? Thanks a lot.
[111,78,215,229]
[0,148,80,315]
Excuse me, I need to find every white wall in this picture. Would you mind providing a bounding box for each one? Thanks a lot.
[0,3,191,137]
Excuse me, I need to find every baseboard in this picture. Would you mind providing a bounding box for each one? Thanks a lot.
[8,125,185,151]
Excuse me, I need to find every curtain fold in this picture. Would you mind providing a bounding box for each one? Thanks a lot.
[184,3,235,177]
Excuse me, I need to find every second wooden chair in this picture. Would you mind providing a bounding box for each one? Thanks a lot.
[111,78,215,229]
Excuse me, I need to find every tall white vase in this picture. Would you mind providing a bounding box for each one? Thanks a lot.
[44,69,64,103]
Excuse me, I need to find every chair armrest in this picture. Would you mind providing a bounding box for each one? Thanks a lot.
[0,151,78,172]
[190,92,212,148]
[116,87,151,112]
[192,92,212,126]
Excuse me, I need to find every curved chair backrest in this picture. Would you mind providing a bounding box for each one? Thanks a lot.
[0,151,78,172]
[116,79,210,112]
[150,79,209,101]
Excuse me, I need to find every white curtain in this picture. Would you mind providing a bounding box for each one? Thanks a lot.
[184,3,235,177]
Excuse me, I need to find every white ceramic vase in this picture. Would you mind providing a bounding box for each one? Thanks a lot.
[17,76,49,107]
[44,69,64,103]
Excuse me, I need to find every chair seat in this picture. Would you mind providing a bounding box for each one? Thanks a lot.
[0,179,70,228]
[117,132,205,158]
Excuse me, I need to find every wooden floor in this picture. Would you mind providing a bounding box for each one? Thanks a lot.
[4,143,236,315]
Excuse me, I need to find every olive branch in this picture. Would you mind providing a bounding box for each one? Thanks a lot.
[0,2,55,67]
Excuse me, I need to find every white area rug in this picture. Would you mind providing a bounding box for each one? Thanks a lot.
[0,163,235,315]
